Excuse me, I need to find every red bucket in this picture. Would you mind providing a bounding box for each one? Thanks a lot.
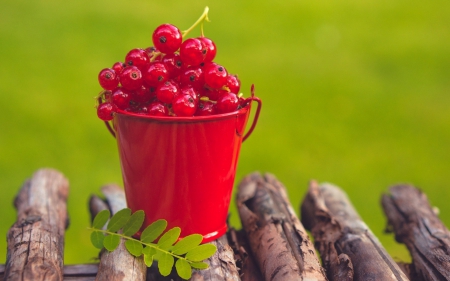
[105,93,261,243]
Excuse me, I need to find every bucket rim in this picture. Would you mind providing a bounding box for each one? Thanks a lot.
[114,104,250,122]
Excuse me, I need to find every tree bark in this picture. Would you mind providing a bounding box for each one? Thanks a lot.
[301,180,409,281]
[4,168,69,281]
[237,172,327,281]
[90,185,147,281]
[381,184,450,281]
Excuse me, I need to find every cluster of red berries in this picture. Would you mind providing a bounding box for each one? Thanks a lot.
[96,23,245,121]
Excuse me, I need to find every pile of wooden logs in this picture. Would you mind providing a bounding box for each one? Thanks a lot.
[1,168,450,281]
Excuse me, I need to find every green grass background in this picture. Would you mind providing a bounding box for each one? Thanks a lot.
[1,0,449,264]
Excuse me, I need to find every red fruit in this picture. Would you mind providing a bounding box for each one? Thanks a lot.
[112,62,125,74]
[132,85,155,104]
[152,24,182,54]
[179,66,204,91]
[179,85,200,103]
[172,93,197,117]
[148,101,169,116]
[203,62,228,89]
[216,92,239,114]
[125,48,150,70]
[119,66,143,91]
[98,68,119,90]
[195,101,216,116]
[179,38,206,66]
[197,37,217,63]
[156,80,180,104]
[226,74,241,94]
[97,102,115,121]
[145,46,160,60]
[111,88,131,110]
[143,62,169,87]
[162,53,184,78]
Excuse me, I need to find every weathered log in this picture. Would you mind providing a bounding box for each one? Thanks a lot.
[301,180,409,281]
[381,184,450,281]
[90,185,147,281]
[237,172,327,281]
[4,168,69,281]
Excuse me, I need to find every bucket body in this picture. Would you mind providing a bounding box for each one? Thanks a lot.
[113,105,252,243]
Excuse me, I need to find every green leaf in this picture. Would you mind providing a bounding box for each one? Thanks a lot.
[144,253,154,267]
[140,219,167,243]
[175,259,192,280]
[125,239,143,257]
[158,252,174,277]
[90,231,105,249]
[190,262,209,270]
[157,227,181,250]
[92,209,110,229]
[107,208,132,232]
[171,234,203,255]
[185,244,217,262]
[122,210,145,236]
[103,234,121,251]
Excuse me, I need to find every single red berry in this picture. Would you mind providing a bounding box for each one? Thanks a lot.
[195,101,216,116]
[179,85,200,103]
[125,48,150,70]
[112,62,125,74]
[98,68,119,90]
[152,24,182,54]
[203,62,228,89]
[172,93,197,117]
[179,38,206,66]
[197,37,217,63]
[162,53,183,78]
[111,88,131,110]
[132,85,155,104]
[156,80,180,104]
[119,66,143,91]
[97,102,115,121]
[148,101,169,116]
[216,92,239,114]
[179,66,204,91]
[143,62,169,87]
[226,74,241,94]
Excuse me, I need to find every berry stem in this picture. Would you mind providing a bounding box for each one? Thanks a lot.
[182,6,210,38]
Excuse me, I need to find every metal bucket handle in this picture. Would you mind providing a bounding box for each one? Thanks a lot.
[101,84,262,141]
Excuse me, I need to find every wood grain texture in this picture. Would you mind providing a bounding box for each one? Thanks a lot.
[4,168,69,281]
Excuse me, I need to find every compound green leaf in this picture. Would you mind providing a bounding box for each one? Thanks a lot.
[140,219,167,243]
[157,227,181,250]
[122,210,145,236]
[103,234,121,251]
[175,259,192,280]
[90,231,105,249]
[185,244,217,262]
[158,252,174,277]
[190,262,209,270]
[171,234,203,255]
[125,239,143,257]
[107,208,131,232]
[92,209,110,229]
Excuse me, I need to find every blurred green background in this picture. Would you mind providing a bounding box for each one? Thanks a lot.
[1,0,449,265]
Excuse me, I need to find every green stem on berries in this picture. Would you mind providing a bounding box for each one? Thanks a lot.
[182,6,210,38]
[88,227,196,264]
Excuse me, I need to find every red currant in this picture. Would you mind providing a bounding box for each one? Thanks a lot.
[197,37,217,63]
[145,46,160,60]
[179,38,206,66]
[156,80,180,104]
[143,62,169,87]
[172,93,197,117]
[125,48,150,70]
[152,24,182,54]
[112,62,125,74]
[111,88,131,110]
[148,101,169,116]
[161,53,183,79]
[203,62,228,89]
[97,102,115,121]
[132,85,155,104]
[119,66,143,91]
[226,74,241,94]
[98,68,119,90]
[179,85,200,103]
[180,66,204,91]
[216,92,239,114]
[195,101,216,116]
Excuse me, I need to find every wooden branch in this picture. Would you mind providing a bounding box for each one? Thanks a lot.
[237,172,327,281]
[381,184,450,281]
[90,185,147,281]
[301,180,409,281]
[4,168,69,281]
